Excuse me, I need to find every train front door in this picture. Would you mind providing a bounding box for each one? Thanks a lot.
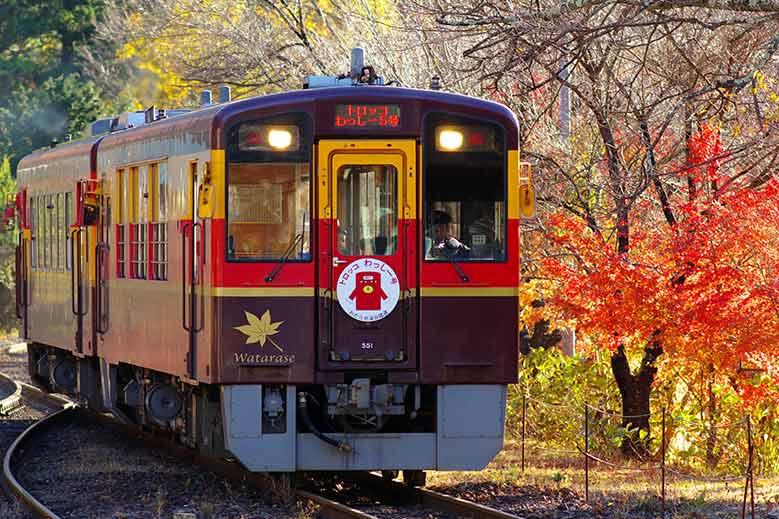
[318,140,418,368]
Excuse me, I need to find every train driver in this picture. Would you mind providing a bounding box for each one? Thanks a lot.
[426,209,470,259]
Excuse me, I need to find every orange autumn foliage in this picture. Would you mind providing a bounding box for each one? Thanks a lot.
[541,127,779,398]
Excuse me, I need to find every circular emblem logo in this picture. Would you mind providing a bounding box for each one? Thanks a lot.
[336,258,400,322]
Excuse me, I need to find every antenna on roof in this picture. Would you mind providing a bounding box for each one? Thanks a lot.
[350,48,365,81]
[304,47,385,89]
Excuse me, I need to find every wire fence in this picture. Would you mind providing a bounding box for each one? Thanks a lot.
[516,388,758,519]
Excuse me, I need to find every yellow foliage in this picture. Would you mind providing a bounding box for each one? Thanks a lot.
[519,279,566,332]
[112,0,401,107]
[752,69,766,94]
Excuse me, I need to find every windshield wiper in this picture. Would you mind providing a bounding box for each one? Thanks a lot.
[265,233,304,282]
[443,248,470,283]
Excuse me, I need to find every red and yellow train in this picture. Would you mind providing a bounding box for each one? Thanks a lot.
[14,67,533,480]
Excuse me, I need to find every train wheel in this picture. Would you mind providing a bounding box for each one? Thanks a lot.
[381,470,398,481]
[145,383,183,423]
[53,358,77,392]
[402,470,426,487]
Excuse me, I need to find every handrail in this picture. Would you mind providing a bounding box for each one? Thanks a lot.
[70,228,79,317]
[181,222,191,332]
[95,241,110,334]
[14,241,22,319]
[193,222,205,333]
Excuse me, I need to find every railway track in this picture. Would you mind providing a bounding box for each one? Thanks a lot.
[307,472,521,519]
[0,373,75,519]
[0,374,521,519]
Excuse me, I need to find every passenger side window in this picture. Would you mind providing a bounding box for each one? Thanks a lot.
[30,197,37,269]
[130,166,147,279]
[150,162,168,280]
[65,192,72,271]
[44,194,51,270]
[56,193,63,271]
[116,169,126,278]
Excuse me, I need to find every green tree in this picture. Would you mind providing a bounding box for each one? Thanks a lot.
[0,0,107,172]
[0,156,17,332]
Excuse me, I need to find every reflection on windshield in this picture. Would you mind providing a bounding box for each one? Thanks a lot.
[227,162,310,261]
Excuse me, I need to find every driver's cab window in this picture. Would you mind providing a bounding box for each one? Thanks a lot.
[226,114,311,262]
[424,115,506,261]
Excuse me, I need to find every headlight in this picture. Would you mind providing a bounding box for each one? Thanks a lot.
[438,129,464,151]
[268,129,293,150]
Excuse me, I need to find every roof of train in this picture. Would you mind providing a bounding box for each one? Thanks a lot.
[18,86,518,171]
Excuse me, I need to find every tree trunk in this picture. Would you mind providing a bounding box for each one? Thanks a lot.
[610,342,663,458]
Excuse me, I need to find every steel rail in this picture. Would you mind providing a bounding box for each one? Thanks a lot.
[0,372,22,415]
[415,486,521,519]
[296,489,381,519]
[1,378,75,519]
[353,473,522,519]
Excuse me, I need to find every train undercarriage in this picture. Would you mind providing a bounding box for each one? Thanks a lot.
[27,343,507,479]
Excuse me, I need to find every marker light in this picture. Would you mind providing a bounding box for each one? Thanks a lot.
[268,129,293,149]
[438,129,464,151]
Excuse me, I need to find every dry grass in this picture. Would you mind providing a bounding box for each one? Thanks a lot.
[428,441,779,518]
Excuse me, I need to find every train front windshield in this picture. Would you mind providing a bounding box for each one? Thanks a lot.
[226,115,312,262]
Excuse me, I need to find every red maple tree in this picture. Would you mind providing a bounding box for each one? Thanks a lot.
[539,124,779,451]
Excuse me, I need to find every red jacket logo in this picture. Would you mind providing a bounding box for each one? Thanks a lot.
[349,272,387,311]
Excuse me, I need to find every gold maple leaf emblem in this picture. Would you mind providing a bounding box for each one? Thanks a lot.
[234,310,284,352]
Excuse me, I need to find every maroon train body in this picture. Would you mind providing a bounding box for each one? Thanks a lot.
[14,74,532,477]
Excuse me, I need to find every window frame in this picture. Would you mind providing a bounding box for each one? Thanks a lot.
[65,192,72,271]
[45,194,52,270]
[56,193,63,271]
[421,112,509,264]
[115,169,126,278]
[30,196,37,269]
[149,161,168,281]
[224,112,313,264]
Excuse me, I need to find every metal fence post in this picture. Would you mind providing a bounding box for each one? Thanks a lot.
[742,415,753,519]
[661,407,666,518]
[748,416,755,519]
[584,403,589,503]
[521,386,527,473]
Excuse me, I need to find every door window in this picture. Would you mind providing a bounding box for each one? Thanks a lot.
[337,165,397,256]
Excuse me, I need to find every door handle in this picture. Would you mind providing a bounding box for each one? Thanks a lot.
[332,257,349,267]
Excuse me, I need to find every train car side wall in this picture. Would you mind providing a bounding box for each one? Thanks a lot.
[18,148,92,353]
[97,128,215,381]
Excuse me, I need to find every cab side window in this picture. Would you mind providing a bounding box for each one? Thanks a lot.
[226,114,312,262]
[423,114,506,262]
